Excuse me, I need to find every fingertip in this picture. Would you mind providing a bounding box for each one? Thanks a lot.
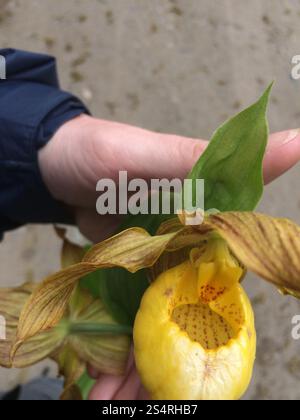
[88,374,125,400]
[264,130,300,184]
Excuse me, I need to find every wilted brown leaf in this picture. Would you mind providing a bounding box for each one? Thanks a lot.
[60,384,83,401]
[0,283,34,367]
[66,287,130,376]
[0,283,65,368]
[15,227,192,347]
[206,212,300,297]
[12,264,92,355]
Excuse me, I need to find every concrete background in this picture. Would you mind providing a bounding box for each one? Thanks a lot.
[1,0,300,399]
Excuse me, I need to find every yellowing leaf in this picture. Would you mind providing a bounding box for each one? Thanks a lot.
[0,283,34,367]
[3,283,130,399]
[83,227,183,268]
[13,329,65,368]
[0,283,65,368]
[206,212,300,296]
[66,287,130,376]
[15,227,190,346]
[53,345,85,390]
[156,217,183,234]
[13,264,92,354]
[60,384,83,401]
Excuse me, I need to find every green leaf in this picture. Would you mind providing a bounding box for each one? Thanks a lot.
[98,267,149,325]
[188,84,272,212]
[79,264,101,298]
[77,371,95,400]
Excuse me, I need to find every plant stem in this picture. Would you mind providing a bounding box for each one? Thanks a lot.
[69,322,132,336]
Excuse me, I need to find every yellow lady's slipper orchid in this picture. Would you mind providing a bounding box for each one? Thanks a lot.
[134,237,256,400]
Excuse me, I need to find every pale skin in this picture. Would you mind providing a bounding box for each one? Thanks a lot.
[38,114,300,399]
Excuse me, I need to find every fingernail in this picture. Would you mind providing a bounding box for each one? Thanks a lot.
[270,129,300,148]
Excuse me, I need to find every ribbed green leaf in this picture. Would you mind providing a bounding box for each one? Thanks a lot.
[188,84,272,212]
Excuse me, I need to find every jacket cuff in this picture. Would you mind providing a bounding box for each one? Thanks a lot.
[0,81,89,235]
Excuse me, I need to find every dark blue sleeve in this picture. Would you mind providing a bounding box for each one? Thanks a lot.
[0,49,90,239]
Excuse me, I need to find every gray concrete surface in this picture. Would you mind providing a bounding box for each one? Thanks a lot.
[1,0,300,399]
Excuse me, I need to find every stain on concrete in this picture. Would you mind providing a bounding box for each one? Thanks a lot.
[71,53,90,67]
[262,15,271,25]
[70,71,84,82]
[286,356,300,379]
[256,337,280,366]
[44,37,56,49]
[105,101,117,115]
[252,293,267,306]
[105,10,114,25]
[256,77,265,85]
[251,384,270,400]
[64,43,73,53]
[150,23,158,34]
[232,100,241,110]
[127,93,140,111]
[217,79,228,86]
[249,43,257,50]
[208,16,217,27]
[21,247,36,260]
[152,63,164,75]
[170,4,183,16]
[0,0,12,24]
[78,14,87,23]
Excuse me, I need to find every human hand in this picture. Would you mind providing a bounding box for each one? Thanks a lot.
[38,116,300,400]
[39,115,300,243]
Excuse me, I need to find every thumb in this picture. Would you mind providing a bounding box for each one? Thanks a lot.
[108,122,300,183]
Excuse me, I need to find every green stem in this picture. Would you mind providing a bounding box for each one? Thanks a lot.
[69,322,133,336]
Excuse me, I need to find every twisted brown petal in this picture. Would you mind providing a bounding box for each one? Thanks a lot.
[206,212,300,297]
